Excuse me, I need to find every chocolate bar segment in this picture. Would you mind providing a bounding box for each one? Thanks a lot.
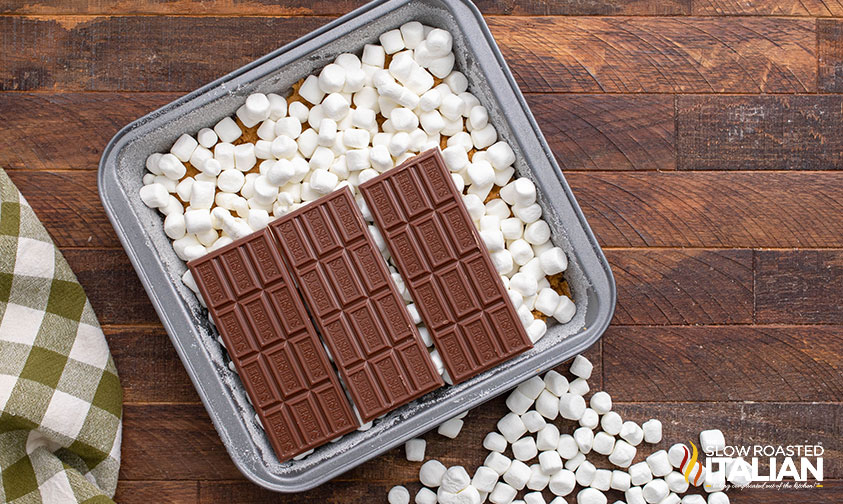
[359,149,532,384]
[188,229,358,461]
[270,188,443,422]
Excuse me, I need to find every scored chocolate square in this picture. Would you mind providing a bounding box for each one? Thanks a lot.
[269,188,443,423]
[188,229,358,462]
[359,149,533,384]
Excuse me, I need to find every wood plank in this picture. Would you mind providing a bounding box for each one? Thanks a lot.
[677,95,843,171]
[694,0,843,16]
[607,249,753,326]
[0,16,816,93]
[121,400,842,482]
[604,325,843,402]
[115,481,198,504]
[566,171,843,248]
[105,325,198,404]
[0,92,175,171]
[819,19,843,93]
[64,249,158,326]
[527,94,675,171]
[755,250,843,325]
[5,169,119,248]
[1,93,672,172]
[488,17,816,93]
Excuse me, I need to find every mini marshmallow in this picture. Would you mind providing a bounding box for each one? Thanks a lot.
[593,432,616,456]
[707,493,729,504]
[575,460,596,487]
[310,168,339,194]
[267,93,287,120]
[248,208,272,230]
[668,443,688,468]
[245,93,270,121]
[524,220,551,245]
[233,143,256,171]
[576,488,607,504]
[419,460,447,487]
[426,28,453,57]
[643,479,669,504]
[473,466,499,493]
[487,141,516,170]
[369,144,392,172]
[404,438,426,462]
[591,469,612,492]
[441,145,469,172]
[158,153,186,180]
[536,424,560,451]
[390,107,419,131]
[620,421,645,446]
[275,117,302,140]
[297,128,319,158]
[665,471,689,494]
[699,429,725,455]
[437,418,464,439]
[190,180,215,209]
[509,239,534,266]
[171,134,198,162]
[705,470,726,493]
[441,466,471,493]
[267,159,295,187]
[643,419,663,444]
[608,440,637,468]
[288,101,310,123]
[217,169,245,193]
[611,470,631,492]
[681,496,706,504]
[564,452,586,472]
[379,29,405,54]
[512,436,538,461]
[484,432,508,453]
[554,296,576,324]
[440,93,464,120]
[589,391,612,415]
[163,213,186,239]
[579,408,599,430]
[139,183,170,209]
[570,355,593,379]
[503,460,531,490]
[601,411,623,436]
[535,288,561,316]
[318,64,346,94]
[429,53,455,79]
[510,272,538,297]
[569,377,589,396]
[548,469,576,496]
[559,393,586,421]
[626,487,646,504]
[471,123,498,150]
[491,250,513,274]
[513,203,542,224]
[317,118,337,146]
[574,427,594,454]
[184,208,213,235]
[399,21,425,49]
[307,105,324,131]
[498,412,528,443]
[485,452,512,476]
[647,451,672,477]
[629,462,653,486]
[444,71,468,94]
[495,166,515,187]
[467,160,495,187]
[544,371,569,396]
[524,492,545,504]
[161,195,183,216]
[539,247,568,275]
[322,92,350,120]
[522,411,546,433]
[189,145,213,170]
[489,482,517,504]
[539,450,563,475]
[176,177,194,202]
[299,75,325,104]
[535,390,559,420]
[388,131,410,157]
[388,486,410,504]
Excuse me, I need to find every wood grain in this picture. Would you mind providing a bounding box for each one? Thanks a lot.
[694,0,843,16]
[0,16,816,93]
[527,94,675,171]
[566,171,843,248]
[604,325,843,402]
[755,250,843,325]
[64,249,158,326]
[105,325,198,404]
[677,95,843,170]
[819,20,843,92]
[488,17,816,93]
[5,170,119,248]
[607,249,753,325]
[115,481,198,504]
[1,92,672,172]
[0,0,692,16]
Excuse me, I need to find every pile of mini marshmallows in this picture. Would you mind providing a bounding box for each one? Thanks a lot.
[388,355,735,504]
[138,22,576,359]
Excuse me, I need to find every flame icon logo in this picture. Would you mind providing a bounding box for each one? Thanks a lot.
[680,441,704,485]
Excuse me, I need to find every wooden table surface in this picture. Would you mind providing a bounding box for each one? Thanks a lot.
[2,0,843,502]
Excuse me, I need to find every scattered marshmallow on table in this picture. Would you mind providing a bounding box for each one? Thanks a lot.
[643,419,663,444]
[419,460,447,487]
[608,439,637,468]
[577,487,607,504]
[647,450,673,477]
[388,485,410,504]
[620,421,645,446]
[699,429,726,455]
[559,393,586,421]
[405,438,426,462]
[438,417,464,439]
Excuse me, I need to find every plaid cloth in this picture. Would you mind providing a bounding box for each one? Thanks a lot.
[0,169,121,503]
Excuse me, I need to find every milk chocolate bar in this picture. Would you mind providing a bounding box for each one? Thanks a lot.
[188,229,358,461]
[359,149,532,384]
[270,188,443,422]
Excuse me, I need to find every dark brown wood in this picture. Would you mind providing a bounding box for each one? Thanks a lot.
[755,250,843,325]
[566,171,843,248]
[0,0,692,16]
[64,248,158,326]
[115,481,198,504]
[5,169,119,248]
[694,0,843,16]
[604,325,843,402]
[488,17,816,93]
[0,16,816,93]
[105,325,198,404]
[527,94,675,171]
[819,20,843,92]
[677,95,843,170]
[607,249,753,325]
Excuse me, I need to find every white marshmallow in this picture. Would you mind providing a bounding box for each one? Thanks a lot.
[310,168,339,194]
[438,418,464,439]
[362,44,386,67]
[707,492,729,504]
[495,166,515,187]
[524,220,551,245]
[590,391,612,415]
[318,64,346,94]
[441,466,471,493]
[570,354,593,379]
[190,180,215,209]
[468,105,489,130]
[317,118,337,147]
[288,101,310,123]
[161,195,183,216]
[473,466,500,493]
[379,29,405,54]
[419,459,447,487]
[467,160,495,187]
[611,470,631,491]
[699,429,725,455]
[214,117,242,145]
[487,141,516,170]
[544,371,569,396]
[524,491,546,504]
[558,393,586,421]
[419,88,442,112]
[139,183,170,209]
[444,71,468,94]
[535,390,559,420]
[621,421,645,446]
[509,239,534,266]
[233,143,256,171]
[527,464,549,490]
[575,460,596,486]
[388,486,410,504]
[267,159,295,187]
[569,377,589,396]
[534,288,560,316]
[401,437,425,462]
[539,450,563,475]
[510,272,538,297]
[463,194,486,221]
[539,247,568,275]
[506,390,533,416]
[255,140,273,159]
[579,408,599,429]
[158,153,186,180]
[626,487,646,504]
[536,424,560,452]
[390,107,419,131]
[593,432,616,456]
[484,431,508,453]
[267,93,287,120]
[426,28,453,57]
[176,177,195,202]
[643,479,669,504]
[629,461,653,486]
[643,419,663,444]
[429,53,455,79]
[145,153,163,175]
[513,203,542,224]
[512,436,538,461]
[299,74,325,104]
[497,412,527,443]
[485,452,512,476]
[574,427,594,454]
[601,411,623,436]
[503,460,531,490]
[322,92,349,120]
[577,488,606,504]
[527,319,547,343]
[608,439,637,468]
[440,93,464,120]
[553,296,576,324]
[564,452,586,472]
[171,133,198,162]
[471,123,498,150]
[163,213,186,239]
[217,169,245,193]
[184,208,213,235]
[516,378,544,400]
[665,471,689,494]
[489,482,516,504]
[275,117,302,140]
[548,469,576,497]
[400,21,425,49]
[681,496,706,504]
[591,469,612,492]
[245,93,270,121]
[297,128,318,158]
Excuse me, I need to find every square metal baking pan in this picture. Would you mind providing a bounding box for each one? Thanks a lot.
[98,0,616,492]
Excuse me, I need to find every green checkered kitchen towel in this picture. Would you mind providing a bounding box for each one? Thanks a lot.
[0,169,121,503]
